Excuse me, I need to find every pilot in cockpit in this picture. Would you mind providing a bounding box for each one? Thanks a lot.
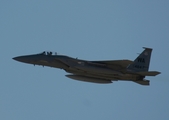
[47,52,52,55]
[41,51,57,56]
[42,51,46,55]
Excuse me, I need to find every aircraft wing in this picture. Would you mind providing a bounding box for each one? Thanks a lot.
[92,60,133,68]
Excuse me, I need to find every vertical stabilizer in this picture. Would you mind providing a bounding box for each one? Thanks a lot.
[128,47,152,72]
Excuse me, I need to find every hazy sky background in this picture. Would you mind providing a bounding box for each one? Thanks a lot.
[1,1,169,120]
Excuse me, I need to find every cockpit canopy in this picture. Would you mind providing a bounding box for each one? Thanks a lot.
[39,51,57,56]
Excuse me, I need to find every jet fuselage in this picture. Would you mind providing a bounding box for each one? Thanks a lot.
[13,48,160,85]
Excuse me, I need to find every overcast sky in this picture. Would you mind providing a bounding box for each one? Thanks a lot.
[1,1,169,120]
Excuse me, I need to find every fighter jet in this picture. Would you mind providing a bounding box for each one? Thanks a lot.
[13,47,160,85]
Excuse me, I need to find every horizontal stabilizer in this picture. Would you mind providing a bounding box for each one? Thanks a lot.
[136,71,161,76]
[133,80,149,85]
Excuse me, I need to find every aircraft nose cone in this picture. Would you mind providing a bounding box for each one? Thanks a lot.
[13,55,36,64]
[13,56,23,62]
[13,57,17,60]
[13,56,31,63]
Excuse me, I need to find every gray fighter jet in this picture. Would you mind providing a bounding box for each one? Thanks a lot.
[13,47,160,85]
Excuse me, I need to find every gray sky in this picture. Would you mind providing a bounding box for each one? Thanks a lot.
[1,0,169,120]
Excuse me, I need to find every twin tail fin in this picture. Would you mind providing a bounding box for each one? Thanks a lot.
[127,47,160,76]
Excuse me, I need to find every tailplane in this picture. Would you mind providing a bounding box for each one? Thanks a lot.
[136,71,161,76]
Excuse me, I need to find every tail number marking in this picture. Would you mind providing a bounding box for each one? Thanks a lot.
[137,58,145,63]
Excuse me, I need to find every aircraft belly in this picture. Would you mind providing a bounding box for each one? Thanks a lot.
[66,74,112,84]
[71,66,139,81]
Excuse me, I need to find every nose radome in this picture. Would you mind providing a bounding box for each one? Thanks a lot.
[12,56,31,63]
[13,57,18,61]
[13,56,24,62]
